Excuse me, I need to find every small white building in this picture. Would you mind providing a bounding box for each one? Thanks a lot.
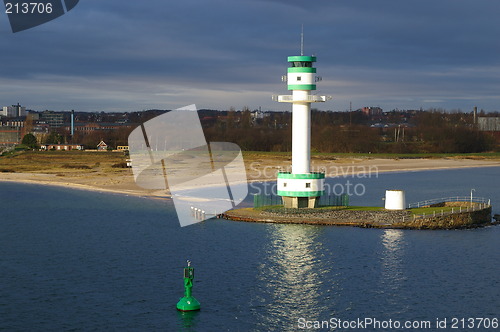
[385,190,406,210]
[41,144,84,151]
[97,140,109,151]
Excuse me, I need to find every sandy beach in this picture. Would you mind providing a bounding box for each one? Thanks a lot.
[1,154,499,198]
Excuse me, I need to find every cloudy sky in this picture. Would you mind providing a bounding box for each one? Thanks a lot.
[1,0,499,113]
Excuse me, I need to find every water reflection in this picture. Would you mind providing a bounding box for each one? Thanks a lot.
[251,224,334,330]
[379,229,408,312]
[176,310,199,331]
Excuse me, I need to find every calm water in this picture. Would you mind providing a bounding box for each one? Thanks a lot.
[1,167,499,331]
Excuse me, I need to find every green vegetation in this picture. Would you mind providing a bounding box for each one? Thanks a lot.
[257,204,470,215]
[205,109,498,154]
[45,132,65,145]
[257,205,347,214]
[257,205,384,213]
[343,206,385,211]
[0,150,127,174]
[112,162,129,168]
[61,163,93,169]
[408,206,457,215]
[21,133,38,149]
[10,108,498,154]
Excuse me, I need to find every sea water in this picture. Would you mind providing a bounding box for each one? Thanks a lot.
[1,167,499,331]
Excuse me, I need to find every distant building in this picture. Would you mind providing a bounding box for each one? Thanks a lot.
[361,107,383,117]
[0,127,22,145]
[251,110,266,120]
[67,122,133,134]
[97,140,109,151]
[0,115,25,145]
[2,103,26,117]
[41,111,64,128]
[28,112,40,121]
[3,119,24,128]
[117,146,129,151]
[478,117,500,131]
[41,144,84,151]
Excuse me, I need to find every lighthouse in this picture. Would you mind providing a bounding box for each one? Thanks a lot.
[274,40,331,208]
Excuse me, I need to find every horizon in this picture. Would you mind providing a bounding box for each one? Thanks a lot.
[3,106,500,115]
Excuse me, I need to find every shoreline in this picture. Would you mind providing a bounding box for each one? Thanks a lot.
[1,158,499,199]
[0,177,171,200]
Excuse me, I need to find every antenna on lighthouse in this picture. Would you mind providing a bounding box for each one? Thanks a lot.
[300,24,304,56]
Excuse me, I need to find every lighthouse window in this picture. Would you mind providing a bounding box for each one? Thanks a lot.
[283,182,287,187]
[292,61,312,67]
[297,76,302,81]
[305,183,311,188]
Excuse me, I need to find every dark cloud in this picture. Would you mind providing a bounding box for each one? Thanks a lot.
[0,0,499,112]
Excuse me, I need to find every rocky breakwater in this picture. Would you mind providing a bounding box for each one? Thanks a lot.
[392,202,493,229]
[222,202,494,229]
[222,207,412,228]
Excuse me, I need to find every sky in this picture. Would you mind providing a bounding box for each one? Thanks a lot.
[1,0,500,113]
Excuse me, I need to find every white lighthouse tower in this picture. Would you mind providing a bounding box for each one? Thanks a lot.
[274,39,331,208]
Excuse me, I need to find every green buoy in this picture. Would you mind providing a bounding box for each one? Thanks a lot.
[176,260,201,311]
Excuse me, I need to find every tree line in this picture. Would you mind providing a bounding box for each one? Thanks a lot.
[203,108,497,154]
[26,108,498,153]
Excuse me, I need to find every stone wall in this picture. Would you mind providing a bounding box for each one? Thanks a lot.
[393,206,492,229]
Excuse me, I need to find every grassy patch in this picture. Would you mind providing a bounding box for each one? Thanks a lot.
[254,204,479,216]
[409,206,457,215]
[0,150,127,173]
[112,162,129,168]
[256,205,385,213]
[62,164,92,169]
[343,206,385,211]
[258,206,345,214]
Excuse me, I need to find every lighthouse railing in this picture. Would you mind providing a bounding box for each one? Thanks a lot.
[407,196,490,209]
[253,193,283,208]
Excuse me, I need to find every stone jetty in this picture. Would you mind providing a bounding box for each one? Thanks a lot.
[222,202,493,230]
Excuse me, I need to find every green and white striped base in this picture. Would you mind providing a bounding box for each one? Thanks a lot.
[277,172,325,197]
